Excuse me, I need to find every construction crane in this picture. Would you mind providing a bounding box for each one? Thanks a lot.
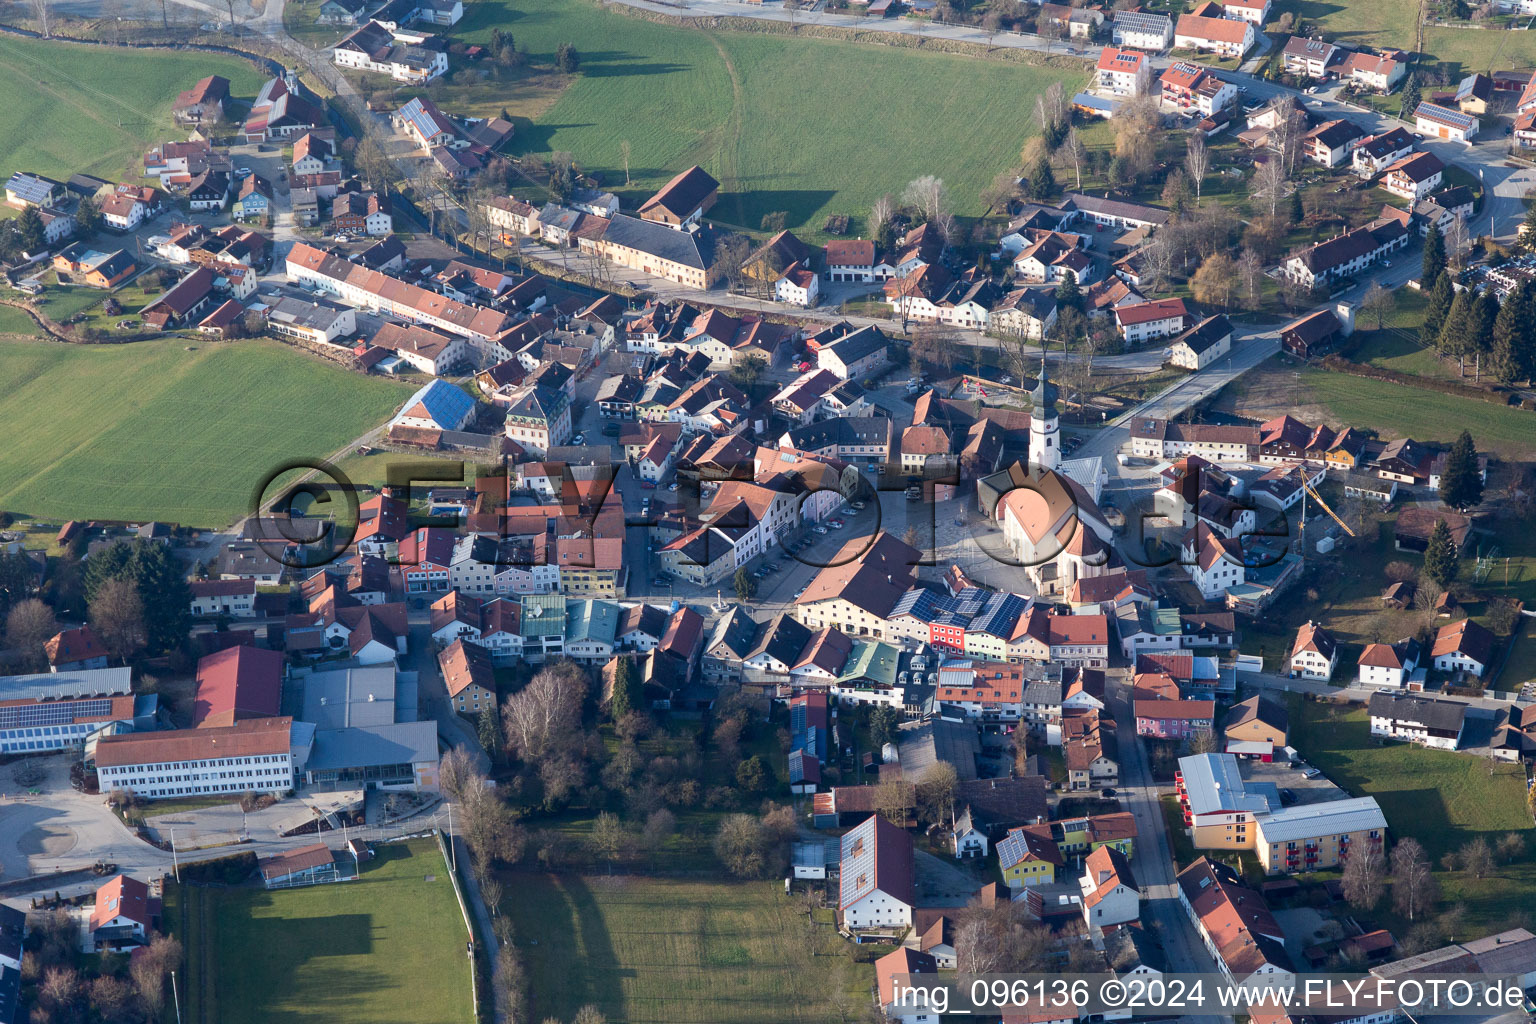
[1299,479,1354,555]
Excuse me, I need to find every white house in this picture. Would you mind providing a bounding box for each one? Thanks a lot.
[952,806,988,859]
[1288,621,1338,681]
[839,814,914,930]
[1167,315,1232,370]
[1182,524,1244,600]
[1357,638,1419,688]
[1222,0,1270,23]
[1431,618,1494,678]
[1116,298,1189,344]
[1097,46,1151,96]
[189,578,258,618]
[1368,691,1466,749]
[1113,9,1174,49]
[1079,846,1140,932]
[1381,151,1445,202]
[775,261,819,308]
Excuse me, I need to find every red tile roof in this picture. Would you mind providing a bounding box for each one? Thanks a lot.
[192,645,285,728]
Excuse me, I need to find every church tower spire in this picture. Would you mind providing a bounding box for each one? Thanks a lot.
[1029,352,1060,472]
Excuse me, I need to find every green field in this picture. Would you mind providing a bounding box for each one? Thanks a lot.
[1422,26,1536,76]
[1281,0,1420,52]
[0,338,410,527]
[499,874,870,1024]
[442,0,1080,235]
[1290,698,1536,933]
[0,305,36,335]
[1226,360,1536,460]
[0,35,267,185]
[165,839,474,1024]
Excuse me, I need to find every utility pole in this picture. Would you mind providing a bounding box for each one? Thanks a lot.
[169,826,180,883]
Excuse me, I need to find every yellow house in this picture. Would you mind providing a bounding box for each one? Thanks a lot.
[1056,812,1137,858]
[1254,796,1387,875]
[998,827,1063,889]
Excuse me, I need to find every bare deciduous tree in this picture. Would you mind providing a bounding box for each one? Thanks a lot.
[871,194,894,236]
[1250,158,1288,220]
[1185,134,1210,206]
[1342,841,1386,910]
[90,577,144,664]
[1063,126,1086,193]
[619,140,632,186]
[31,0,51,36]
[5,598,57,673]
[501,660,589,761]
[1391,838,1437,921]
[1361,282,1396,329]
[902,175,948,223]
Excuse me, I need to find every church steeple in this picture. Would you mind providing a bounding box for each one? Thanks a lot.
[1030,351,1060,472]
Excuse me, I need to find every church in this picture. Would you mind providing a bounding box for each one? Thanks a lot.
[985,360,1117,597]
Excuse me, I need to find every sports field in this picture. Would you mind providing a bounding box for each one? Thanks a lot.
[499,873,870,1024]
[0,35,267,185]
[164,839,474,1024]
[0,338,410,527]
[448,0,1079,234]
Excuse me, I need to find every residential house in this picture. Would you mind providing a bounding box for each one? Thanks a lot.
[1352,127,1415,177]
[1253,797,1388,874]
[189,578,258,618]
[44,627,109,673]
[1289,621,1338,681]
[1097,46,1152,96]
[1343,51,1406,93]
[839,814,914,930]
[1431,618,1495,678]
[1304,119,1366,167]
[1176,858,1291,981]
[89,876,160,951]
[998,826,1066,889]
[1167,315,1232,370]
[173,75,230,124]
[1280,217,1409,288]
[775,261,819,307]
[1080,846,1140,932]
[438,639,497,717]
[1368,691,1466,748]
[1381,151,1444,201]
[1282,36,1341,78]
[1113,9,1173,49]
[368,322,468,375]
[1224,695,1288,760]
[1363,641,1419,687]
[1115,298,1189,344]
[1173,13,1255,56]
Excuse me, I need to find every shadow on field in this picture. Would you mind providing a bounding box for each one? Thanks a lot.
[533,875,625,1019]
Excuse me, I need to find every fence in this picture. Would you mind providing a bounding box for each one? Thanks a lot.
[431,829,486,1023]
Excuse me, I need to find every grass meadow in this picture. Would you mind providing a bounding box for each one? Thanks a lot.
[430,0,1082,236]
[0,338,410,527]
[164,839,473,1024]
[498,874,870,1024]
[1289,698,1536,934]
[0,35,267,184]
